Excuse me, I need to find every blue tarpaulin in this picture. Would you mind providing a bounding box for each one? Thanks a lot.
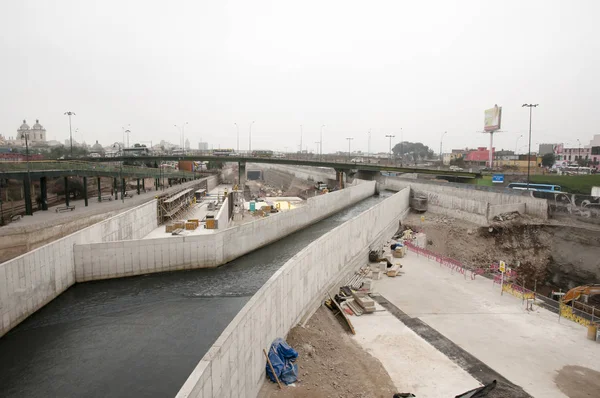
[265,338,298,385]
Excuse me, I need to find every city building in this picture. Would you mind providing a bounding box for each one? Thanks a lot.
[198,142,209,151]
[538,143,556,156]
[17,119,47,144]
[554,135,600,169]
[464,147,495,166]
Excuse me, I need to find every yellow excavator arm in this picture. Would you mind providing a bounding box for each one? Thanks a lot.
[562,284,600,304]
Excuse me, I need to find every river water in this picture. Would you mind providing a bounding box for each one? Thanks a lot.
[0,192,390,398]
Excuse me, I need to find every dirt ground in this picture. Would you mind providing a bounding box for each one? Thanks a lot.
[554,365,600,398]
[401,211,600,294]
[258,306,397,398]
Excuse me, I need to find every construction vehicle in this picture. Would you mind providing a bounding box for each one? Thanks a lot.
[561,284,600,304]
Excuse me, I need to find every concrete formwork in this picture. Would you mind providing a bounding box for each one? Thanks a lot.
[176,187,411,398]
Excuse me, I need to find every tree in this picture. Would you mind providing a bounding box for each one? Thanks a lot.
[392,141,435,163]
[541,153,556,168]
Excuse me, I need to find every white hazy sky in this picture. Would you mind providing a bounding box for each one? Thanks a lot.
[1,0,599,154]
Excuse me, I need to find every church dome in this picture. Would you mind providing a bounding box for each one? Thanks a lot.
[32,119,45,130]
[91,140,104,152]
[19,120,30,130]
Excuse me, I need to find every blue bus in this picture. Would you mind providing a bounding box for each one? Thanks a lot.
[507,183,562,193]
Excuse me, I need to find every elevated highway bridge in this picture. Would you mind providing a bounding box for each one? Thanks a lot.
[0,156,479,216]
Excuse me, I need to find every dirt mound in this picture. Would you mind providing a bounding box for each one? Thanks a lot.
[404,212,600,293]
[259,306,397,398]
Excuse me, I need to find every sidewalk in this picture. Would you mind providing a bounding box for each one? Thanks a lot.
[364,249,600,398]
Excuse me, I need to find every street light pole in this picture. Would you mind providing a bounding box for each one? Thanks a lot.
[385,134,395,164]
[300,125,303,157]
[24,131,32,215]
[367,129,371,159]
[400,128,404,167]
[234,123,239,153]
[515,134,523,155]
[249,121,255,154]
[64,111,76,158]
[346,137,353,161]
[440,131,447,166]
[320,125,325,160]
[522,104,539,190]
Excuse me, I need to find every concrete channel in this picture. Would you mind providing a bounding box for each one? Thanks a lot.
[0,192,391,398]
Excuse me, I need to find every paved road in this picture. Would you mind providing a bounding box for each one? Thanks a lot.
[0,192,389,398]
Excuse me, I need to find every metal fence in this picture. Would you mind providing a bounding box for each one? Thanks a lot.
[405,242,600,328]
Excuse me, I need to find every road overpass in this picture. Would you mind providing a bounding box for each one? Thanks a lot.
[76,155,481,179]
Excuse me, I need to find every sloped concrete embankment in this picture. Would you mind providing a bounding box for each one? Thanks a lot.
[73,181,377,282]
[381,176,548,225]
[176,187,410,398]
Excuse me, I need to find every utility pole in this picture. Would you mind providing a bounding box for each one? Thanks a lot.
[174,122,188,154]
[522,104,539,190]
[64,111,76,157]
[24,130,32,215]
[367,129,371,159]
[300,125,303,157]
[346,137,353,161]
[400,128,404,167]
[234,123,239,153]
[440,131,447,166]
[249,121,255,154]
[385,134,395,164]
[320,125,325,160]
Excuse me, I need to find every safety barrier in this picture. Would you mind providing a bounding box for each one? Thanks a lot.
[404,241,483,280]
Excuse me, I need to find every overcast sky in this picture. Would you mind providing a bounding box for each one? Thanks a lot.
[1,0,599,154]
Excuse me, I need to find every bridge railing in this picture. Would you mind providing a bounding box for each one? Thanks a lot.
[0,160,199,179]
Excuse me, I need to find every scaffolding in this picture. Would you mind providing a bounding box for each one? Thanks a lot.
[157,188,196,224]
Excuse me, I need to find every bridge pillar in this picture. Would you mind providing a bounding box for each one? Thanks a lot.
[334,169,347,189]
[154,178,158,191]
[97,177,102,202]
[23,176,33,216]
[121,178,126,199]
[238,161,246,187]
[136,178,140,195]
[142,178,145,191]
[83,177,88,207]
[113,178,118,200]
[64,177,70,207]
[40,177,48,211]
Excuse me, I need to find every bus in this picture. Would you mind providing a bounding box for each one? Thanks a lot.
[561,166,592,175]
[212,149,235,156]
[507,183,562,193]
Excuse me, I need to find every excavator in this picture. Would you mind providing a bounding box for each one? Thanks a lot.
[561,284,600,304]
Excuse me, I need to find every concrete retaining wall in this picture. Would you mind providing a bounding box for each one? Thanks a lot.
[381,176,548,224]
[215,197,230,229]
[0,200,158,338]
[73,181,377,282]
[176,187,411,398]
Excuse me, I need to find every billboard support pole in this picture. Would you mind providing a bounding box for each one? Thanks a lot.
[489,131,494,169]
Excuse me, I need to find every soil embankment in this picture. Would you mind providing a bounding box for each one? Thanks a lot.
[404,212,600,294]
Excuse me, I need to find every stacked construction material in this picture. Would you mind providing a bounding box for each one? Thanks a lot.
[165,224,175,233]
[351,291,375,313]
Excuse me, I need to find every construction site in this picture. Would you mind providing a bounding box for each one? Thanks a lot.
[2,162,600,398]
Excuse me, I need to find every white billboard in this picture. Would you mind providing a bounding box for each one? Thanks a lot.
[484,105,502,132]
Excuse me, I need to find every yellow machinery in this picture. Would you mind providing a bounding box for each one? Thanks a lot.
[562,284,600,304]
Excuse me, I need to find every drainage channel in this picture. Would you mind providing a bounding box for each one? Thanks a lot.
[0,192,391,398]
